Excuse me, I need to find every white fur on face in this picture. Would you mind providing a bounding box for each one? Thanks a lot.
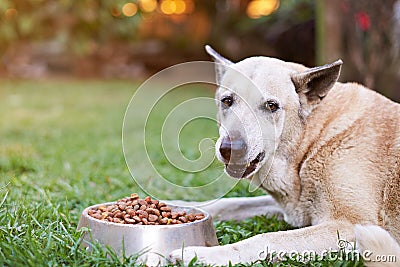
[215,57,299,178]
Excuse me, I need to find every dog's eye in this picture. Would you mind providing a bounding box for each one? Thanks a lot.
[265,100,279,112]
[221,96,233,108]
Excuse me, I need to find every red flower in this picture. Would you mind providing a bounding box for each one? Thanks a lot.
[355,11,370,31]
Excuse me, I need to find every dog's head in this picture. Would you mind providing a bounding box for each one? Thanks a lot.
[206,45,342,179]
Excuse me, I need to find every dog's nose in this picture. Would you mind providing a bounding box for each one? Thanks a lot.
[219,136,247,162]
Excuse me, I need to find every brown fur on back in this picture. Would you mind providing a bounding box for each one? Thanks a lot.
[295,82,400,237]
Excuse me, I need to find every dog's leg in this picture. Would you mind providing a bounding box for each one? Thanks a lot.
[166,195,284,221]
[169,221,355,266]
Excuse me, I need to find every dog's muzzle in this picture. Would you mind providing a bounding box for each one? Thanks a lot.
[219,136,265,178]
[224,151,265,178]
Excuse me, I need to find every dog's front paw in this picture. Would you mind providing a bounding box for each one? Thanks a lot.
[168,246,202,265]
[169,246,238,266]
[169,246,227,266]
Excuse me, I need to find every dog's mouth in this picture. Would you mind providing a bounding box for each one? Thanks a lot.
[225,151,265,178]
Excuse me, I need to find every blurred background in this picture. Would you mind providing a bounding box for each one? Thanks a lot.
[1,0,400,100]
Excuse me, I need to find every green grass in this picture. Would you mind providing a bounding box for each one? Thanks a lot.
[0,79,364,266]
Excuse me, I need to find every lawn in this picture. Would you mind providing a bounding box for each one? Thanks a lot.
[0,79,363,266]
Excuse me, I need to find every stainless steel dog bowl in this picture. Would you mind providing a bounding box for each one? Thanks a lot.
[77,202,219,266]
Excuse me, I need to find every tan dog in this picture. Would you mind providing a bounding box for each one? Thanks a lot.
[169,46,400,266]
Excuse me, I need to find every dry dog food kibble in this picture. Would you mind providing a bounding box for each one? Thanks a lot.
[88,193,205,225]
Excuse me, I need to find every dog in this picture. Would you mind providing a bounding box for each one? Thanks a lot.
[168,45,400,266]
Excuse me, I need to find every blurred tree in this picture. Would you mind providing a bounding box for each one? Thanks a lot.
[318,0,400,101]
[0,0,315,78]
[0,0,141,49]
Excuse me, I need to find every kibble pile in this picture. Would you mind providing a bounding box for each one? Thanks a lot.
[88,193,205,225]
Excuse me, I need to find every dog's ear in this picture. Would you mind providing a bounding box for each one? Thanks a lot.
[205,45,233,84]
[291,60,342,107]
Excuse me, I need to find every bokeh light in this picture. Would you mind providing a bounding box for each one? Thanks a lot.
[139,0,157,13]
[110,7,121,17]
[122,2,138,17]
[174,0,186,15]
[246,0,280,19]
[160,0,190,15]
[5,8,18,20]
[160,0,176,15]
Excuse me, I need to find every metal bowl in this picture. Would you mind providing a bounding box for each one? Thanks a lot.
[77,202,219,266]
